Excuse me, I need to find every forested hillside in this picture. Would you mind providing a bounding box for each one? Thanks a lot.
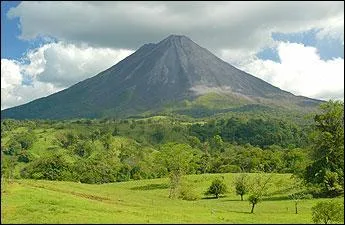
[1,101,343,198]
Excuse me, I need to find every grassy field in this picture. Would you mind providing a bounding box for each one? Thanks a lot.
[2,173,343,224]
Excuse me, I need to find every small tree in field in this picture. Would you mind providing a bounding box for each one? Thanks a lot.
[248,194,260,213]
[289,192,312,214]
[248,173,273,213]
[312,200,344,224]
[235,174,249,201]
[288,177,312,214]
[205,178,227,198]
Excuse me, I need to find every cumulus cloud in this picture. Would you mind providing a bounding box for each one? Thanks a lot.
[315,13,344,43]
[1,59,22,89]
[1,42,133,109]
[1,58,60,110]
[34,42,133,87]
[7,1,344,53]
[231,42,344,100]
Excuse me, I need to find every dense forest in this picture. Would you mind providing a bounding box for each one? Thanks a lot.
[1,100,344,198]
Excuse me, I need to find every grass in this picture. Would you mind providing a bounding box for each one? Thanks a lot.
[192,92,249,109]
[2,173,343,224]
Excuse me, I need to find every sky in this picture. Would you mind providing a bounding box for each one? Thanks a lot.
[1,1,344,110]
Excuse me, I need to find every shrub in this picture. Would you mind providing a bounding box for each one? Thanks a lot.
[205,178,227,198]
[21,154,75,181]
[3,140,21,156]
[55,132,78,149]
[16,132,36,150]
[76,155,121,184]
[17,150,32,163]
[178,181,199,201]
[312,200,344,224]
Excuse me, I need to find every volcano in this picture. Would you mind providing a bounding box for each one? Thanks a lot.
[1,35,321,119]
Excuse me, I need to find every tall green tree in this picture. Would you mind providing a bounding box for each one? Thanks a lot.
[155,143,195,198]
[304,100,344,196]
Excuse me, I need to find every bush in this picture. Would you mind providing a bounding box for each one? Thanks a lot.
[21,154,75,181]
[75,155,121,184]
[73,140,93,157]
[178,181,200,201]
[3,140,21,156]
[312,200,344,224]
[55,132,78,149]
[205,178,227,198]
[304,184,330,198]
[17,150,32,163]
[16,132,36,150]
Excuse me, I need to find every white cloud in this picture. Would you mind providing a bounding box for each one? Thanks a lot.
[7,1,344,53]
[316,14,344,43]
[231,42,344,100]
[35,42,133,87]
[1,42,133,109]
[1,58,61,110]
[1,59,22,89]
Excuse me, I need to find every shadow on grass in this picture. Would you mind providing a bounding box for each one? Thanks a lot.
[262,196,291,201]
[227,210,252,214]
[202,195,227,200]
[131,183,169,190]
[221,199,244,202]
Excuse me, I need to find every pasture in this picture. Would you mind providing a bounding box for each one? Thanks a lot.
[2,173,343,223]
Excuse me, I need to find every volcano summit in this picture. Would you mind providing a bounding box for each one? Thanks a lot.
[1,35,321,119]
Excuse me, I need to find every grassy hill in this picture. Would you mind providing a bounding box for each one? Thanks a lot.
[1,173,343,224]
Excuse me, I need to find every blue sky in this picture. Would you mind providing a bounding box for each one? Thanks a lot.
[1,1,344,109]
[1,1,22,59]
[272,30,344,60]
[1,1,57,59]
[0,1,35,59]
[257,30,344,62]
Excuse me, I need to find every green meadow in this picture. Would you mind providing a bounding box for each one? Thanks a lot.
[2,173,343,224]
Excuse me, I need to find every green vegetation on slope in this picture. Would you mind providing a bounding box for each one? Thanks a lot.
[1,115,312,183]
[1,101,343,192]
[1,100,344,224]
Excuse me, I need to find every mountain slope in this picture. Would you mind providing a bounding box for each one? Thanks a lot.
[1,35,322,119]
